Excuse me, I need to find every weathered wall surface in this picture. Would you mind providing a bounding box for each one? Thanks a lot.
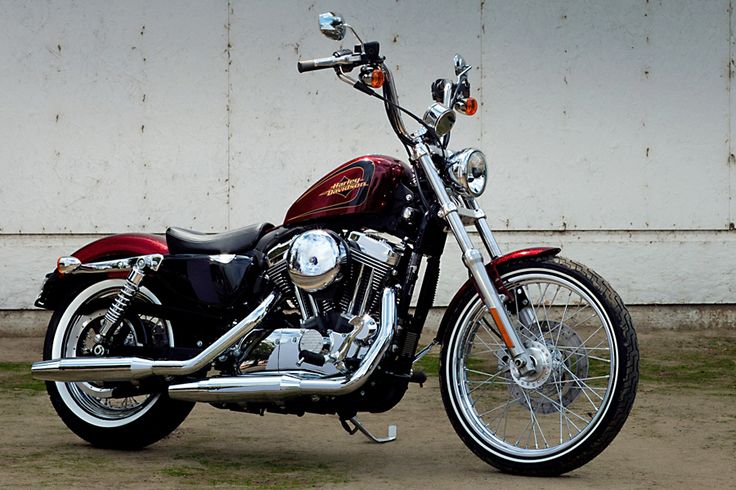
[1,1,734,312]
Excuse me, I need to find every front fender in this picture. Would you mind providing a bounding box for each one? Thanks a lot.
[436,247,561,343]
[35,233,169,309]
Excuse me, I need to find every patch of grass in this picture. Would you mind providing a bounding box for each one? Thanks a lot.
[414,352,440,376]
[161,467,199,478]
[0,362,46,395]
[639,334,736,392]
[160,452,349,488]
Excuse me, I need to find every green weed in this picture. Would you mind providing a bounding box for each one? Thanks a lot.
[0,362,46,395]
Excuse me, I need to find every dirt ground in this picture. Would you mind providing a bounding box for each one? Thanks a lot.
[0,330,734,489]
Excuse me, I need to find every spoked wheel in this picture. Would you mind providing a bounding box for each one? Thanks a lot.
[440,257,638,476]
[43,279,194,449]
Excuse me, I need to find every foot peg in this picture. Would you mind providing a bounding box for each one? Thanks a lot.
[340,416,397,444]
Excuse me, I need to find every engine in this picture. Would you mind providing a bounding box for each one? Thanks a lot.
[268,230,402,323]
[241,230,403,376]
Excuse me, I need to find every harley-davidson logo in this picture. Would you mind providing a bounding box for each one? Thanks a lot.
[318,176,368,198]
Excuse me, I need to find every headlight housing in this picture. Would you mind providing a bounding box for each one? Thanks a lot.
[447,148,488,197]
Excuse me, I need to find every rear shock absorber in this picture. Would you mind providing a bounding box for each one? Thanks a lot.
[93,255,163,354]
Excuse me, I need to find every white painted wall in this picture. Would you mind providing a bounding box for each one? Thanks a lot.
[1,0,734,309]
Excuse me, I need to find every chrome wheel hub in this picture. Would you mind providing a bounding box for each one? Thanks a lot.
[508,340,553,389]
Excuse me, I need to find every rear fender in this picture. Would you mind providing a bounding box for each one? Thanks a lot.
[35,233,168,309]
[435,247,561,343]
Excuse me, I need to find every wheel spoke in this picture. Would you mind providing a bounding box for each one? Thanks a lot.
[466,368,511,394]
[480,317,505,344]
[559,363,605,403]
[522,389,549,449]
[477,398,517,419]
[560,324,605,364]
[555,375,610,384]
[551,289,573,345]
[476,321,506,352]
[530,388,588,428]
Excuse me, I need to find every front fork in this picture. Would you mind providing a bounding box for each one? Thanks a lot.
[413,143,537,375]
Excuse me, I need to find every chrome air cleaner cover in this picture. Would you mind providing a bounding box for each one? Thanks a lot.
[287,229,348,292]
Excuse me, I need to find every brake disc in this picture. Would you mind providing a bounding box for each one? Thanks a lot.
[500,321,588,414]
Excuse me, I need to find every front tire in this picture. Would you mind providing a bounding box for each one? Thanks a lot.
[439,256,638,475]
[43,279,194,449]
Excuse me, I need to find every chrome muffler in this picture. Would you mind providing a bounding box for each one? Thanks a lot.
[167,288,396,403]
[31,292,280,382]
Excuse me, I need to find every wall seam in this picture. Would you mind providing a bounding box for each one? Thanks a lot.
[729,0,733,228]
[479,0,485,148]
[226,0,232,231]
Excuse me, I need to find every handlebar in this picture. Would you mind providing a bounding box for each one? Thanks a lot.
[297,51,363,73]
[297,42,413,146]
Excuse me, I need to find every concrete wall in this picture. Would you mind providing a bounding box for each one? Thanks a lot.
[1,1,734,316]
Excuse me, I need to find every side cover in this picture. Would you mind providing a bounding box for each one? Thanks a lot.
[284,155,411,226]
[35,233,169,309]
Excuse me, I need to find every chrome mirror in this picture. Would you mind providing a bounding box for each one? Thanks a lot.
[453,54,469,76]
[319,12,347,41]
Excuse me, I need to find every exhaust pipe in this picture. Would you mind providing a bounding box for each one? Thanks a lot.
[31,292,280,382]
[167,288,396,403]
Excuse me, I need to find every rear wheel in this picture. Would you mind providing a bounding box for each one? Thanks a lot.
[439,256,638,475]
[43,279,194,449]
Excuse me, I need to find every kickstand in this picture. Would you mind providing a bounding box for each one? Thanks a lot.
[340,416,397,444]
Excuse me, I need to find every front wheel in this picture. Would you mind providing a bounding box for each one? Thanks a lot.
[43,279,194,449]
[439,256,638,476]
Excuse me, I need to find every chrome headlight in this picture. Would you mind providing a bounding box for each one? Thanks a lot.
[447,148,488,197]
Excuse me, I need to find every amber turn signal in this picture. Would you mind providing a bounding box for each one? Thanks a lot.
[456,97,478,116]
[370,68,384,89]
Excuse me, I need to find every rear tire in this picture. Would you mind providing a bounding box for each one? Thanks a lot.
[43,279,194,449]
[439,256,638,475]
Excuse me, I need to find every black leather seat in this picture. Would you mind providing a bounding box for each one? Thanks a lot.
[166,223,273,255]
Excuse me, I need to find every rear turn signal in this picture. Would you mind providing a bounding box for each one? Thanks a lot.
[456,97,478,116]
[57,256,81,275]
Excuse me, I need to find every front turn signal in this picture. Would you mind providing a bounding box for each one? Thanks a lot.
[370,68,385,88]
[455,97,478,116]
[360,67,384,89]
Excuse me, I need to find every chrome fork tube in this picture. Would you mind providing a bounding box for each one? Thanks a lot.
[413,143,529,362]
[467,198,503,259]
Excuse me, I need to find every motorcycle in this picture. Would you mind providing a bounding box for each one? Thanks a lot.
[31,12,638,476]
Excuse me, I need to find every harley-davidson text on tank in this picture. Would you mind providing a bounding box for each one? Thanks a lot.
[284,155,410,225]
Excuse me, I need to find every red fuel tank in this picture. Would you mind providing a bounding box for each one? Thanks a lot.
[284,155,411,226]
